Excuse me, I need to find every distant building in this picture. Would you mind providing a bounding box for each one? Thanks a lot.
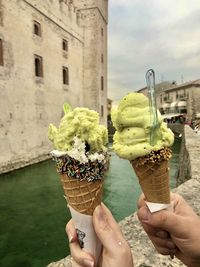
[0,0,108,173]
[159,79,200,122]
[138,81,173,98]
[138,79,200,123]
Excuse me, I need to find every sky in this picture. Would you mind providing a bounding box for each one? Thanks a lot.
[108,0,200,103]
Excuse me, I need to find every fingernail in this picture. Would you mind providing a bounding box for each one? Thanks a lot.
[166,241,177,249]
[140,207,151,222]
[156,230,169,239]
[94,205,107,226]
[83,259,94,267]
[69,235,75,243]
[67,231,76,243]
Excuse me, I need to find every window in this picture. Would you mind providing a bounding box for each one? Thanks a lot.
[62,39,68,51]
[101,105,104,117]
[101,54,104,63]
[0,6,3,25]
[101,76,104,91]
[101,27,104,36]
[34,55,43,77]
[63,67,69,85]
[0,39,3,66]
[34,20,41,36]
[160,94,162,104]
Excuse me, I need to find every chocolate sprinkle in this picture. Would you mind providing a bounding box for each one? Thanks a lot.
[52,153,108,182]
[133,147,172,166]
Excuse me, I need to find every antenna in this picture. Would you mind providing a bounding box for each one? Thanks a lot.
[181,75,184,83]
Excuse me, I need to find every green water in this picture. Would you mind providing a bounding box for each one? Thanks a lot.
[0,161,69,267]
[0,139,181,267]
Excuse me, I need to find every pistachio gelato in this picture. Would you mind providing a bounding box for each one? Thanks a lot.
[48,106,108,154]
[111,92,174,160]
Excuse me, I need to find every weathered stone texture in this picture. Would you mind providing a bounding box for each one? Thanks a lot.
[47,126,200,267]
[0,0,108,174]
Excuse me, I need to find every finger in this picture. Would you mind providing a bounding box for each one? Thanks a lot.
[66,220,94,267]
[66,219,77,243]
[101,202,122,233]
[93,205,128,253]
[137,206,187,236]
[69,240,94,267]
[141,222,177,248]
[101,203,130,247]
[137,193,146,209]
[140,220,169,239]
[152,241,179,256]
[149,234,177,250]
[71,259,84,267]
[156,230,170,239]
[171,193,198,217]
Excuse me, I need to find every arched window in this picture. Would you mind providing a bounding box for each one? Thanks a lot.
[34,55,43,77]
[101,27,104,36]
[34,20,41,36]
[101,76,104,91]
[63,67,69,85]
[101,54,104,63]
[0,39,3,66]
[101,105,104,117]
[62,39,68,51]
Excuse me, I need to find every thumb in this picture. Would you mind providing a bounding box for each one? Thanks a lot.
[138,206,185,236]
[93,205,124,253]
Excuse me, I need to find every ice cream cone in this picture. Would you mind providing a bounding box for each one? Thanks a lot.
[60,174,103,215]
[131,158,170,204]
[48,104,108,266]
[110,92,174,210]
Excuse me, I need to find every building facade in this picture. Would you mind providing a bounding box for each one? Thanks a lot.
[158,79,200,122]
[138,79,200,123]
[0,0,108,173]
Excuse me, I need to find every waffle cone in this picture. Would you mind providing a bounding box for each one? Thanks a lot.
[131,159,170,204]
[60,174,103,215]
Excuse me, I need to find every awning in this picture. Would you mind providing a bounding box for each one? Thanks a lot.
[162,113,184,119]
[178,101,186,107]
[170,102,178,108]
[196,113,200,118]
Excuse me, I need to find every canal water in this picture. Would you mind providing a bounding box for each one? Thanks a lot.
[0,138,181,267]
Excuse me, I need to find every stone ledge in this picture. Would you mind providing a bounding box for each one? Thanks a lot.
[0,153,51,174]
[47,126,200,267]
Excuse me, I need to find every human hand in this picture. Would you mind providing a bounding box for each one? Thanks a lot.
[137,193,200,267]
[66,203,134,267]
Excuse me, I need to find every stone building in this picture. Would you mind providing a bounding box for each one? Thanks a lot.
[158,79,200,122]
[138,79,200,123]
[0,0,108,173]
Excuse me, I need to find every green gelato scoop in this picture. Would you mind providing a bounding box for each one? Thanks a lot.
[48,105,108,153]
[111,92,174,160]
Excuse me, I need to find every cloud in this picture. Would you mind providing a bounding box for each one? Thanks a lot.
[108,0,200,100]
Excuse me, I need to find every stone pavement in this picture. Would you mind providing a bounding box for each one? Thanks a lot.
[47,126,200,267]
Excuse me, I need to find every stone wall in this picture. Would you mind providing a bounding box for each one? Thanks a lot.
[167,123,191,186]
[0,0,108,174]
[47,125,200,267]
